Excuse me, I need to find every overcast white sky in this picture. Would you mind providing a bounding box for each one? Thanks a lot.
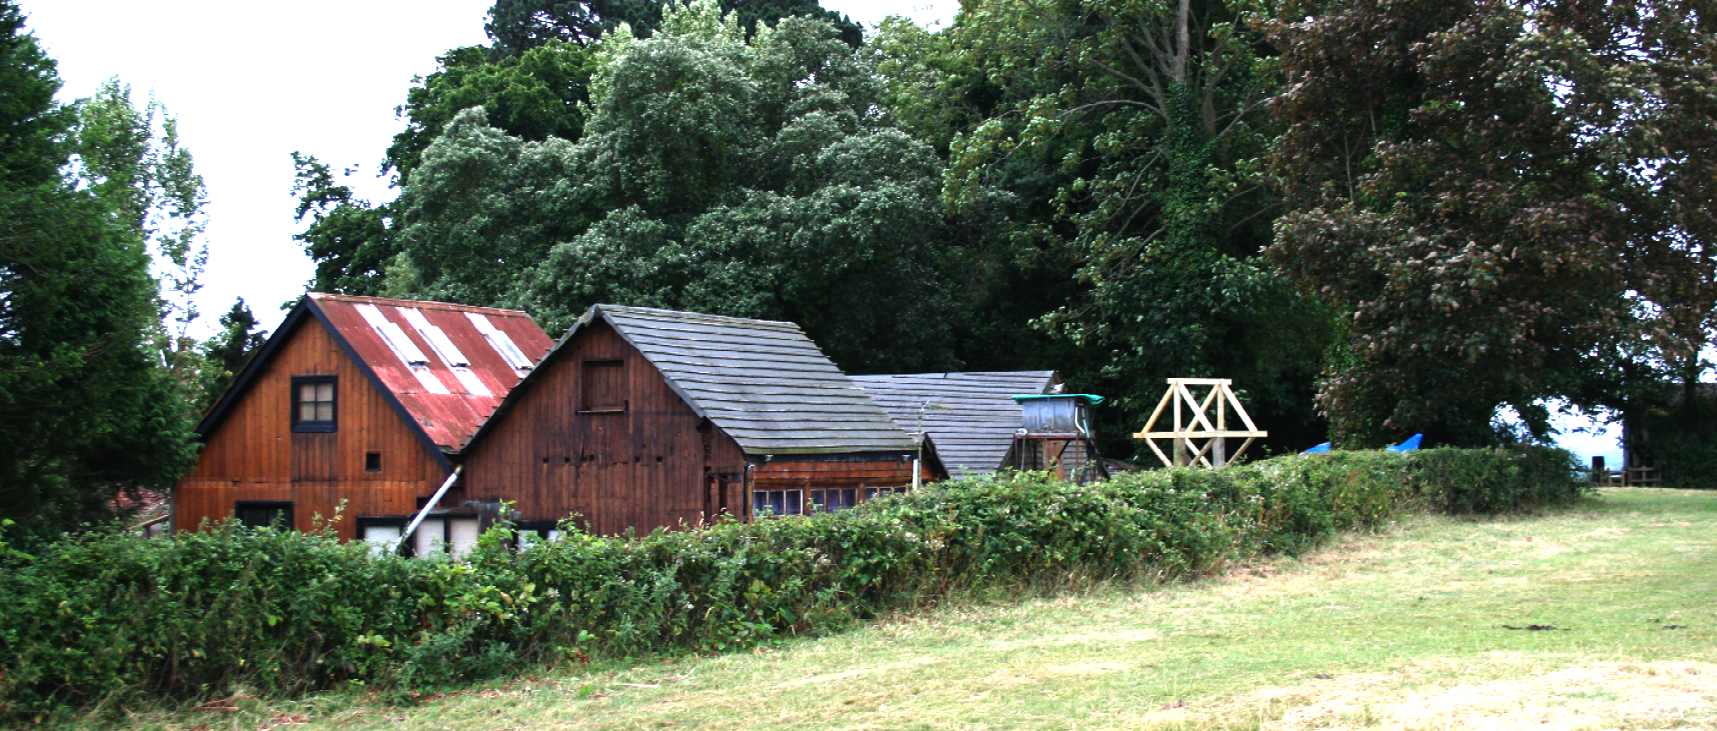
[15,0,1621,462]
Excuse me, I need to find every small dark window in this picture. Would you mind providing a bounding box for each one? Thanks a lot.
[580,360,625,413]
[235,501,293,529]
[292,376,336,432]
[810,488,858,512]
[365,451,382,472]
[752,489,803,517]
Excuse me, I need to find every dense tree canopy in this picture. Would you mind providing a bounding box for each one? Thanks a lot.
[1268,0,1715,446]
[484,0,861,56]
[387,3,990,372]
[281,0,1717,457]
[0,1,197,541]
[927,0,1331,450]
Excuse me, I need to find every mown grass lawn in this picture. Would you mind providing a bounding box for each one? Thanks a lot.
[126,488,1717,730]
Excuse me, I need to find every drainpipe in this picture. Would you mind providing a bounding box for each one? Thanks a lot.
[395,466,461,555]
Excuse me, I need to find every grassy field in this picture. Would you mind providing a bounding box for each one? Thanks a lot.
[126,488,1717,730]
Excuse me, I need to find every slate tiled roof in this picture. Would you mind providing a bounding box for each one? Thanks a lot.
[592,305,917,456]
[852,371,1058,476]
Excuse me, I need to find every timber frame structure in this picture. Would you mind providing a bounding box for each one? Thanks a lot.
[1133,378,1267,468]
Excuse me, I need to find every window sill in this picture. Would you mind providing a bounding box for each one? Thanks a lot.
[576,408,626,415]
[293,423,337,433]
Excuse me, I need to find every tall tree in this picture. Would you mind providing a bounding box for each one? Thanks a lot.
[0,2,196,540]
[392,1,991,372]
[198,297,267,410]
[291,153,395,295]
[387,41,597,181]
[68,79,211,398]
[484,0,861,56]
[939,0,1329,453]
[1267,0,1647,445]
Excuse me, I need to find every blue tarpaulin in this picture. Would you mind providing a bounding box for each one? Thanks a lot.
[1386,433,1424,452]
[1302,433,1422,455]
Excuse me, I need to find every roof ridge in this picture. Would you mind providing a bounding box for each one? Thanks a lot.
[596,304,803,331]
[309,292,532,317]
[851,370,1058,380]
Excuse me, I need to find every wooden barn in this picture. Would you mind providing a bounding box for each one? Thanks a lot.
[853,371,1059,477]
[455,305,936,536]
[175,293,554,552]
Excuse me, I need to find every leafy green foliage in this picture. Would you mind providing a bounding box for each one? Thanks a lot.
[936,0,1331,454]
[0,447,1581,721]
[387,42,597,181]
[68,79,212,401]
[0,3,197,543]
[196,297,267,411]
[483,0,861,57]
[291,153,395,295]
[386,3,995,372]
[1267,0,1715,445]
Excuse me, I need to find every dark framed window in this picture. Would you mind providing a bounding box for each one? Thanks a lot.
[235,501,293,529]
[364,451,382,472]
[810,488,857,512]
[752,489,803,517]
[579,360,626,413]
[863,486,909,501]
[291,375,337,432]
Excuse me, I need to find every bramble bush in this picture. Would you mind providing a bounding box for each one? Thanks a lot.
[0,447,1581,721]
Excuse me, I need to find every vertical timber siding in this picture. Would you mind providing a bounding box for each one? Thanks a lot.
[175,320,447,539]
[460,321,750,535]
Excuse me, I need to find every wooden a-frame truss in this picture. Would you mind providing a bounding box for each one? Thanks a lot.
[1133,378,1268,468]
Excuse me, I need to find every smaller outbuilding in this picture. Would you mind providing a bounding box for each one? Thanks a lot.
[456,305,938,536]
[853,371,1059,477]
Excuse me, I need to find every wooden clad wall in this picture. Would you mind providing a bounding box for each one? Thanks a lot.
[751,456,923,490]
[460,321,751,535]
[175,319,448,540]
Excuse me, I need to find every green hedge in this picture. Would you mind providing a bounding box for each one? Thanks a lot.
[0,447,1581,721]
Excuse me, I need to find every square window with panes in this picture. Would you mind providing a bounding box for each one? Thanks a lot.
[810,487,857,512]
[752,489,803,517]
[291,376,336,432]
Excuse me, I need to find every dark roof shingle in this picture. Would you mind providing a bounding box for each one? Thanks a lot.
[584,305,916,456]
[852,371,1057,476]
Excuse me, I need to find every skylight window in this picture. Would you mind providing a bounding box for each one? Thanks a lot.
[378,322,429,365]
[398,307,470,367]
[397,307,490,397]
[354,303,448,395]
[465,312,535,373]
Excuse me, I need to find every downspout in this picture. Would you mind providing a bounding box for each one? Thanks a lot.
[913,440,923,491]
[395,466,461,555]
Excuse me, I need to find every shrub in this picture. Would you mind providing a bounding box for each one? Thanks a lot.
[0,447,1582,721]
[1652,432,1717,489]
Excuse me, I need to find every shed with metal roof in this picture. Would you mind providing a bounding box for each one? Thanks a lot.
[459,304,936,535]
[174,293,554,545]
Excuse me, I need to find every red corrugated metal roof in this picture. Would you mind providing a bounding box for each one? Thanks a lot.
[309,293,554,451]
